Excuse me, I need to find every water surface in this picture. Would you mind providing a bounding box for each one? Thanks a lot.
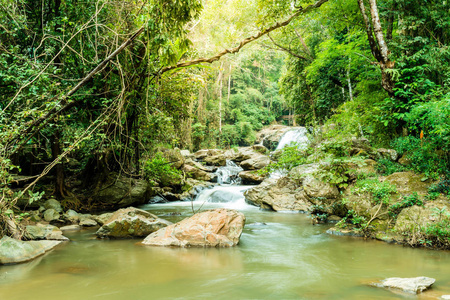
[1,186,450,299]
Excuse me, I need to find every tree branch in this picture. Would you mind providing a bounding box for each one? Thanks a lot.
[159,0,329,74]
[267,33,308,60]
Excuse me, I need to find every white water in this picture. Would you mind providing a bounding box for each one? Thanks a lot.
[215,160,243,185]
[275,127,309,150]
[143,185,256,212]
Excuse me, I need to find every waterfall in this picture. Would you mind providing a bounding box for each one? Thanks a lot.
[275,127,309,150]
[215,160,243,185]
[193,185,253,210]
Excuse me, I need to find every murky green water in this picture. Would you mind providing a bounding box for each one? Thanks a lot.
[1,186,450,299]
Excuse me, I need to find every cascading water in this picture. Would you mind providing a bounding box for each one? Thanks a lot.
[271,127,309,179]
[193,185,254,210]
[275,127,309,150]
[215,160,243,185]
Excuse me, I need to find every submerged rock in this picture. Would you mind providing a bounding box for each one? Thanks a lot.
[0,236,62,265]
[96,207,171,238]
[142,208,245,247]
[79,214,98,227]
[372,276,435,294]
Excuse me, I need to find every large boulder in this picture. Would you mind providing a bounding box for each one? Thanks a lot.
[377,148,398,161]
[24,224,69,241]
[43,199,63,213]
[96,207,172,238]
[63,209,80,224]
[240,155,271,170]
[94,173,150,208]
[203,155,226,166]
[371,277,435,294]
[303,176,339,199]
[43,209,61,223]
[394,200,450,234]
[0,236,62,265]
[244,177,313,212]
[383,171,432,196]
[142,208,245,247]
[161,148,185,169]
[182,164,214,181]
[239,170,265,184]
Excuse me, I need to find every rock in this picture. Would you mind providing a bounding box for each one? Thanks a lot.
[96,207,172,238]
[79,214,98,227]
[44,199,63,213]
[240,155,271,170]
[289,163,320,179]
[148,195,169,204]
[24,224,69,241]
[161,148,185,169]
[180,149,192,158]
[182,164,214,181]
[63,209,79,224]
[29,211,41,222]
[377,148,398,161]
[326,228,364,237]
[60,225,81,231]
[92,212,114,225]
[398,154,412,165]
[203,155,226,166]
[94,173,150,208]
[394,200,450,234]
[372,276,435,294]
[256,125,293,150]
[194,149,224,160]
[251,144,268,154]
[441,295,450,300]
[0,236,62,265]
[142,208,245,247]
[383,171,432,196]
[43,209,61,222]
[244,178,313,212]
[239,170,265,184]
[327,215,342,223]
[303,176,339,199]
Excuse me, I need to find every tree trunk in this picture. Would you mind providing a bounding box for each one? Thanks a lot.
[217,62,224,134]
[357,0,394,95]
[51,129,66,198]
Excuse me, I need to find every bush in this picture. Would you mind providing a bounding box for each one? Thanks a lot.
[143,153,182,187]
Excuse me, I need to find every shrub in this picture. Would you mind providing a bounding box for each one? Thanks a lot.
[143,153,182,187]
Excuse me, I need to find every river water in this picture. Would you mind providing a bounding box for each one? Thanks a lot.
[1,185,450,299]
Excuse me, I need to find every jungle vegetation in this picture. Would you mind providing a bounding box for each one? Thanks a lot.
[1,0,449,237]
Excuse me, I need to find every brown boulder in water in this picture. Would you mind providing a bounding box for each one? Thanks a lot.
[142,208,245,247]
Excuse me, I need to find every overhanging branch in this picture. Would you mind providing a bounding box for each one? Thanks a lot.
[159,0,328,74]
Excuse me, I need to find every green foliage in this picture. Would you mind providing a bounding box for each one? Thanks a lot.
[418,207,450,248]
[388,192,423,218]
[261,144,307,175]
[353,178,397,205]
[375,158,407,175]
[391,136,449,180]
[143,153,182,187]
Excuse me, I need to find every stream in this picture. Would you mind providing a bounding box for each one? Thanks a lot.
[2,128,450,299]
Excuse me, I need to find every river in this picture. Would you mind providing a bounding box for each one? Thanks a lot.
[1,185,450,299]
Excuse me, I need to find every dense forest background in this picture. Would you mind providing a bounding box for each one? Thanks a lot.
[1,0,449,236]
